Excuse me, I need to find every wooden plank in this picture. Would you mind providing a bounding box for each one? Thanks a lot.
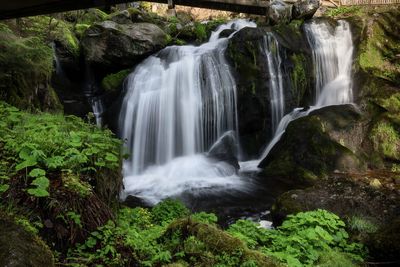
[0,0,270,20]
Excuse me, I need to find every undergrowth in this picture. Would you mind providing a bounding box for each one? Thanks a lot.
[0,101,121,197]
[65,200,366,267]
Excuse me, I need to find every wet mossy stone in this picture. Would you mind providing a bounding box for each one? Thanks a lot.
[226,27,271,158]
[0,216,54,267]
[259,104,365,185]
[164,218,279,266]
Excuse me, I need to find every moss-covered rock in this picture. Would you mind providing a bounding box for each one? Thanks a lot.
[164,218,279,266]
[101,69,131,92]
[259,105,365,185]
[0,214,55,267]
[226,22,313,158]
[0,23,62,111]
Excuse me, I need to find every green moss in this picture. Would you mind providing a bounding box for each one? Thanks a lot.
[371,120,400,160]
[62,172,92,197]
[290,53,307,105]
[357,12,400,83]
[19,16,79,56]
[74,23,90,39]
[317,249,358,267]
[0,24,59,111]
[325,6,361,18]
[101,69,131,92]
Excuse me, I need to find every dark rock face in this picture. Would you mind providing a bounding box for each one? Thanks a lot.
[208,131,240,169]
[82,21,168,71]
[292,0,320,20]
[226,24,313,159]
[0,216,54,267]
[259,104,366,185]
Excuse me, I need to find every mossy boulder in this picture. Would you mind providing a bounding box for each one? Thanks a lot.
[101,69,131,92]
[0,215,54,267]
[259,104,365,185]
[0,23,62,111]
[82,21,168,71]
[164,218,279,266]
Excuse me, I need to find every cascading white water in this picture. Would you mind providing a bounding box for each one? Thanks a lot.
[263,33,285,132]
[119,20,256,203]
[258,20,354,161]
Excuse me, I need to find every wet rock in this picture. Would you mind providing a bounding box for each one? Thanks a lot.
[218,29,235,39]
[259,104,365,185]
[0,216,54,267]
[268,0,292,25]
[110,10,132,24]
[208,131,240,169]
[226,25,313,158]
[292,0,320,20]
[82,21,168,71]
[123,195,152,208]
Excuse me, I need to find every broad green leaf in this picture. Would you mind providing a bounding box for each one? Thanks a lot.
[15,158,37,171]
[105,153,118,162]
[29,168,46,177]
[31,176,50,188]
[27,188,49,197]
[0,184,9,193]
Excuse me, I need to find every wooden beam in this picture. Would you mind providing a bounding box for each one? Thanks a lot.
[0,0,269,20]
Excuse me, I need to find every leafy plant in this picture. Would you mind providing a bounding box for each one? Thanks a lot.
[0,101,121,198]
[151,198,190,224]
[228,209,366,266]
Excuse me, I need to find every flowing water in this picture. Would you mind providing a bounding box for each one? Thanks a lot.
[263,33,285,133]
[259,20,354,161]
[119,19,354,206]
[120,20,256,203]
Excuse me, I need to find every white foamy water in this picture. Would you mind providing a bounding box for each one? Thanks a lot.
[119,20,256,202]
[258,20,354,162]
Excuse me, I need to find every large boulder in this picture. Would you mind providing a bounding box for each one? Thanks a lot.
[208,131,240,169]
[268,0,293,25]
[292,0,320,20]
[0,215,54,267]
[259,104,366,185]
[82,21,168,71]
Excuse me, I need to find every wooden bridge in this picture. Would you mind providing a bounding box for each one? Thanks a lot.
[0,0,270,20]
[1,0,399,20]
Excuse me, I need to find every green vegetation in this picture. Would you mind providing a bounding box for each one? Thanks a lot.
[65,202,365,266]
[228,210,365,267]
[371,120,400,160]
[0,101,121,198]
[0,23,59,111]
[18,16,79,56]
[326,6,361,18]
[101,69,131,92]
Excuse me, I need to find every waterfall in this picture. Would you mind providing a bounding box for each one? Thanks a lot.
[259,20,354,161]
[119,20,256,203]
[262,33,285,132]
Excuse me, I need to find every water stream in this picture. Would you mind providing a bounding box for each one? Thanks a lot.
[119,19,354,206]
[258,20,354,161]
[120,20,257,203]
